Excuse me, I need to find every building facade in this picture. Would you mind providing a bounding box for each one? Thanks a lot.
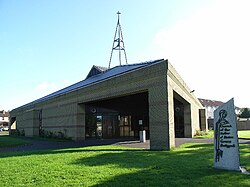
[0,110,9,129]
[10,59,206,150]
[199,98,241,129]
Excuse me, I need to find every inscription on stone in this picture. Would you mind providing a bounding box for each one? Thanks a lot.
[214,98,240,171]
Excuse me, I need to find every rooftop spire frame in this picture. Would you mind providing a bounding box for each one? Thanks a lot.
[108,11,128,69]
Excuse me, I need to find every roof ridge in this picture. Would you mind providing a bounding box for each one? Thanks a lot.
[108,58,165,70]
[14,59,166,110]
[93,65,108,71]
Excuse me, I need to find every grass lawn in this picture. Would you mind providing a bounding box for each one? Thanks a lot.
[0,131,9,135]
[0,136,31,148]
[238,130,250,139]
[195,130,250,139]
[0,143,249,186]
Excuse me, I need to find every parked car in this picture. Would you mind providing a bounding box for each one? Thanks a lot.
[0,127,3,131]
[2,127,9,131]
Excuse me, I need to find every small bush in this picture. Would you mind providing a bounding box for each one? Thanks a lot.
[194,130,214,139]
[10,129,25,136]
[39,129,71,140]
[195,130,207,136]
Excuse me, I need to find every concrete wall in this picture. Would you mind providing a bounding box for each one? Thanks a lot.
[237,119,250,130]
[11,109,40,136]
[199,109,208,131]
[10,60,203,150]
[167,63,204,139]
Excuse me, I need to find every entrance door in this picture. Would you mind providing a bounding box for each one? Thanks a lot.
[102,115,119,138]
[174,99,184,138]
[119,115,133,137]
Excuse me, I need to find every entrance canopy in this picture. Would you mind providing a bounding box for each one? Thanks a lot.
[85,92,149,139]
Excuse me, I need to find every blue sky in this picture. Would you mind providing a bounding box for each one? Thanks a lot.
[1,0,250,110]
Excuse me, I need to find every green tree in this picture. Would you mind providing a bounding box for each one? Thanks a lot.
[239,108,250,118]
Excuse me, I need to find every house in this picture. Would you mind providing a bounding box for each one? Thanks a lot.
[198,99,224,119]
[0,110,9,129]
[199,98,241,118]
[10,59,207,150]
[199,98,241,129]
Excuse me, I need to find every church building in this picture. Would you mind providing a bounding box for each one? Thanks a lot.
[10,59,207,150]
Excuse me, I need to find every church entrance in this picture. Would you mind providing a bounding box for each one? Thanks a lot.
[85,92,149,139]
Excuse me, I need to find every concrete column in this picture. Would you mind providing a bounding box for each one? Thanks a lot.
[167,88,175,148]
[184,104,192,138]
[149,82,172,150]
[32,110,40,136]
[199,109,208,131]
[22,109,40,137]
[75,104,86,141]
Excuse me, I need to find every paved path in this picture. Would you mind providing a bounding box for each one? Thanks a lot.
[0,136,249,153]
[115,138,250,149]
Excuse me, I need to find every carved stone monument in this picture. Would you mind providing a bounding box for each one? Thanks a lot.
[214,98,240,171]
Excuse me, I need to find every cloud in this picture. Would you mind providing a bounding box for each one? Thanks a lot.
[36,81,53,91]
[150,0,250,107]
[36,80,70,92]
[34,80,71,100]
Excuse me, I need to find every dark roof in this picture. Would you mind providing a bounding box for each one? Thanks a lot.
[199,98,242,111]
[17,59,165,109]
[95,65,108,72]
[86,65,108,79]
[198,98,224,108]
[0,111,9,117]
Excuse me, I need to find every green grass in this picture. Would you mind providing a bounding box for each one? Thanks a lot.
[194,130,250,139]
[0,131,9,135]
[0,143,249,186]
[0,136,31,148]
[238,130,250,139]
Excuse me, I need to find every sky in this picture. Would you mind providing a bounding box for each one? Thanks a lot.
[1,0,250,111]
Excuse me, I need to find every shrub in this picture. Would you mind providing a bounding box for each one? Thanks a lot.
[39,129,71,140]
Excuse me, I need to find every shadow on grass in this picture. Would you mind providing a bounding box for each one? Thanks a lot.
[69,144,249,186]
[1,140,249,186]
[0,136,147,158]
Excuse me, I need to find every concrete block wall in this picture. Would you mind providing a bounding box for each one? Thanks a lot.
[11,109,40,137]
[237,119,250,130]
[199,109,208,131]
[10,60,204,150]
[41,101,78,140]
[148,79,169,150]
[167,63,204,137]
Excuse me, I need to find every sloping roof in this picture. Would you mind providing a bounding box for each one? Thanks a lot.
[0,111,9,117]
[198,98,224,108]
[85,65,108,79]
[199,98,242,112]
[95,65,108,72]
[17,59,164,109]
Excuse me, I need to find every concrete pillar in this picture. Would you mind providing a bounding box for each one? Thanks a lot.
[184,104,192,138]
[167,88,175,148]
[75,104,86,141]
[32,110,40,136]
[199,109,208,131]
[149,82,172,150]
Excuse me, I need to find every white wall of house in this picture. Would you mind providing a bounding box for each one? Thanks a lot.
[205,106,240,119]
[0,115,9,126]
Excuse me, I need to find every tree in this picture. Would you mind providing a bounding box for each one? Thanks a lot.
[239,108,250,118]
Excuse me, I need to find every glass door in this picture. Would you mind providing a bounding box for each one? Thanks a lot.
[119,115,133,137]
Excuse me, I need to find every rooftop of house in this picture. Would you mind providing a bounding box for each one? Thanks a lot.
[198,98,224,108]
[199,98,241,110]
[0,110,9,117]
